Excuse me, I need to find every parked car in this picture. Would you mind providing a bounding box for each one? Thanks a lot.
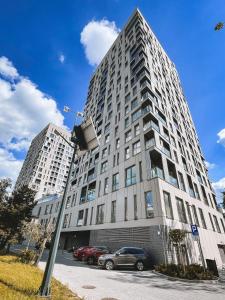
[73,246,93,260]
[82,246,110,265]
[98,247,151,271]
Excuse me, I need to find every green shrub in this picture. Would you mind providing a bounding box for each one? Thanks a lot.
[19,249,37,264]
[155,263,214,280]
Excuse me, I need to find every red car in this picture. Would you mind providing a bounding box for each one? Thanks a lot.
[82,246,110,265]
[73,246,93,260]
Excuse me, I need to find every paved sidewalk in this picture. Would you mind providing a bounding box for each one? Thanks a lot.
[38,251,225,300]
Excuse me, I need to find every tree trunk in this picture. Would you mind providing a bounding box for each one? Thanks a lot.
[34,238,47,266]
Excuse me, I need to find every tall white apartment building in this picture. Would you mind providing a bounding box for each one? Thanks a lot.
[34,9,225,268]
[15,123,73,200]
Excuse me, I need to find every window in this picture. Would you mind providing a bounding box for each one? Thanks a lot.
[77,210,84,226]
[198,208,207,229]
[213,215,221,233]
[139,161,143,181]
[104,177,109,194]
[63,214,69,228]
[134,194,138,220]
[178,172,186,191]
[186,202,193,224]
[105,134,110,143]
[96,204,105,224]
[125,117,129,128]
[220,219,225,233]
[102,148,107,159]
[145,191,154,218]
[112,173,119,191]
[125,106,129,115]
[90,207,93,225]
[176,197,187,223]
[209,213,215,231]
[192,205,200,226]
[163,192,173,219]
[124,197,128,221]
[101,161,108,173]
[125,130,132,142]
[66,196,71,209]
[125,165,136,186]
[133,140,141,155]
[116,138,120,149]
[194,183,200,200]
[134,124,140,136]
[131,98,138,110]
[111,201,116,223]
[84,208,88,226]
[125,147,130,160]
[131,109,141,122]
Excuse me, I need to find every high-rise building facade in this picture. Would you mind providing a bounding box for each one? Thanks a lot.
[15,123,73,200]
[34,9,225,267]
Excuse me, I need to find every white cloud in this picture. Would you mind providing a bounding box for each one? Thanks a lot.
[212,177,225,191]
[217,128,225,147]
[0,148,23,182]
[59,54,65,64]
[205,161,216,170]
[0,56,65,183]
[80,19,120,66]
[0,56,19,78]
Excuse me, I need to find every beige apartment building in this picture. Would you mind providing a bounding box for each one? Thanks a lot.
[15,123,73,200]
[33,9,225,268]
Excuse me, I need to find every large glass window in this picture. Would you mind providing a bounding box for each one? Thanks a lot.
[208,213,215,231]
[111,201,116,223]
[112,173,119,191]
[192,205,200,226]
[96,204,105,224]
[125,147,130,160]
[101,161,108,173]
[77,210,84,226]
[145,191,154,218]
[178,172,186,191]
[132,140,141,155]
[198,208,207,229]
[213,215,221,233]
[104,177,109,194]
[176,197,187,223]
[134,124,140,136]
[134,194,138,220]
[125,165,137,186]
[125,130,132,143]
[163,192,173,219]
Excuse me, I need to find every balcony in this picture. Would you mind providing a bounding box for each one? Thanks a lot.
[151,167,164,179]
[143,120,159,132]
[145,138,155,150]
[169,176,179,188]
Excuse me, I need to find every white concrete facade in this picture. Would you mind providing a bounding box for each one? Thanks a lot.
[15,123,73,200]
[33,9,225,268]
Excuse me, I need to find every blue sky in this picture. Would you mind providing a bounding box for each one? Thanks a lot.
[0,0,225,200]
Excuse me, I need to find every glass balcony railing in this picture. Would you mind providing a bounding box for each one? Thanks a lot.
[87,191,96,201]
[169,176,179,188]
[160,146,171,158]
[145,138,156,149]
[143,121,160,132]
[142,105,153,116]
[151,167,164,179]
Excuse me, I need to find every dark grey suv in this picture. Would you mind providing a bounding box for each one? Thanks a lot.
[98,247,151,271]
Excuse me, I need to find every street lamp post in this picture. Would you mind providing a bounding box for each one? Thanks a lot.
[39,117,98,297]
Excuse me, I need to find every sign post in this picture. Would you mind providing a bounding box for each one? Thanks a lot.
[190,224,206,269]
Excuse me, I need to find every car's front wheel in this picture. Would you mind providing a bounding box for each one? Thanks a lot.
[105,260,114,270]
[136,260,144,271]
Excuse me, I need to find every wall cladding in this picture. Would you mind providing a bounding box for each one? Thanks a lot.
[90,225,166,264]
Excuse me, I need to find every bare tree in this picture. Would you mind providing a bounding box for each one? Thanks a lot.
[21,221,42,250]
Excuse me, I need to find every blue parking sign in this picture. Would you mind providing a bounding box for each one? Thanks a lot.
[191,224,199,236]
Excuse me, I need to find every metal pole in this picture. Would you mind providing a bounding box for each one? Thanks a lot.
[39,142,77,297]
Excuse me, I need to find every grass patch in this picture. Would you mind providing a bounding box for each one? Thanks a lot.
[0,255,81,300]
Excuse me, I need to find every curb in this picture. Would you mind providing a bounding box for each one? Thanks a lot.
[152,270,220,284]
